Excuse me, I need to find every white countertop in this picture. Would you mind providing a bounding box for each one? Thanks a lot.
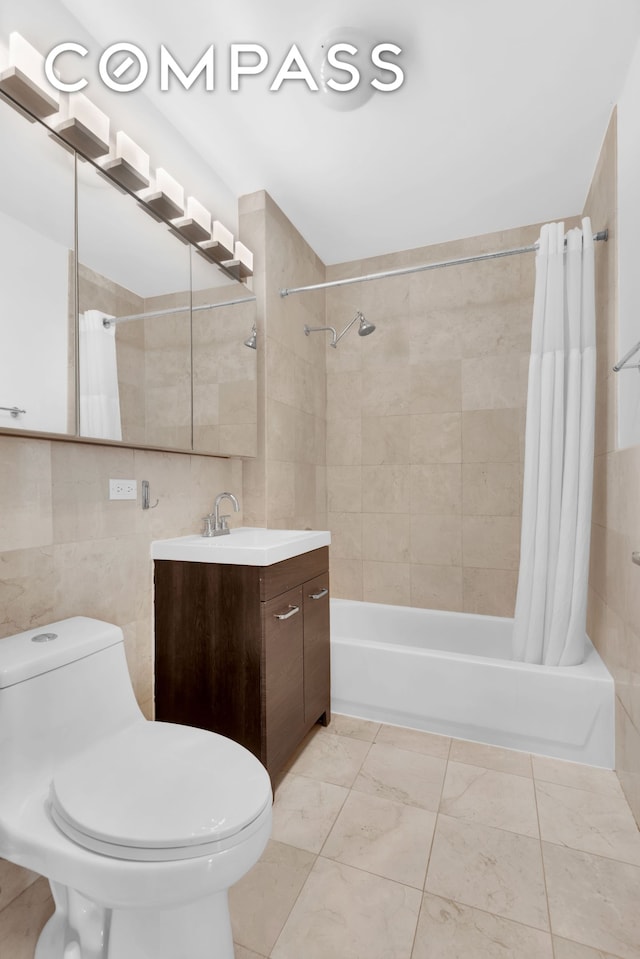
[151,527,331,566]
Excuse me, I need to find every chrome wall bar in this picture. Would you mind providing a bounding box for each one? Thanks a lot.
[0,405,26,417]
[613,338,640,373]
[279,230,609,298]
[102,294,256,327]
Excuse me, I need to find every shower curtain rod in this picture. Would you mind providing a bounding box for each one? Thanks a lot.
[279,229,608,297]
[102,294,256,327]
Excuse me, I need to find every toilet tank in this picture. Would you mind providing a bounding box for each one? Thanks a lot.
[0,617,143,793]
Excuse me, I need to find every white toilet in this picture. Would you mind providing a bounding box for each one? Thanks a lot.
[0,616,272,959]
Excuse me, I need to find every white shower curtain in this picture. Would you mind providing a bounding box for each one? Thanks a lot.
[512,218,596,667]
[79,310,122,441]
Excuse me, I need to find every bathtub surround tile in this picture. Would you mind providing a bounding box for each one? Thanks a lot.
[361,513,410,564]
[461,354,529,411]
[448,739,532,777]
[286,729,371,788]
[321,790,436,888]
[326,466,362,513]
[462,462,522,516]
[361,465,410,514]
[462,516,520,570]
[352,742,447,812]
[229,840,316,958]
[410,515,462,567]
[462,567,519,617]
[329,714,381,742]
[409,361,462,413]
[462,408,522,463]
[412,893,554,959]
[410,464,462,515]
[361,368,411,417]
[328,558,363,600]
[271,774,349,854]
[270,856,421,959]
[361,415,410,465]
[362,561,411,606]
[410,563,463,611]
[374,724,451,760]
[440,761,539,837]
[426,815,549,930]
[410,413,462,464]
[535,779,640,865]
[542,842,640,959]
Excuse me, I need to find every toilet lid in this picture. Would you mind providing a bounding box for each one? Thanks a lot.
[50,722,272,860]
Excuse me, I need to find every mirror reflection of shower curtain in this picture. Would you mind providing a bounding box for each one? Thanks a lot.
[79,310,122,441]
[513,218,595,667]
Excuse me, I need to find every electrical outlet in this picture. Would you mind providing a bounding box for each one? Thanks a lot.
[109,479,137,501]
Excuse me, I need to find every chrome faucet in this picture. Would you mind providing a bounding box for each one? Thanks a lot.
[202,492,240,537]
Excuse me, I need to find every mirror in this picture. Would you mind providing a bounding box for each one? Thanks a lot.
[0,91,258,457]
[0,93,75,435]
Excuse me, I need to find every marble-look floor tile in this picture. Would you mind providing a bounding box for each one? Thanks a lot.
[543,842,640,959]
[536,779,640,865]
[531,756,622,797]
[321,790,436,888]
[449,738,532,777]
[426,815,549,930]
[353,743,447,811]
[375,723,451,759]
[440,761,539,837]
[329,713,381,742]
[272,773,349,853]
[286,730,371,788]
[0,877,53,959]
[234,948,266,959]
[412,893,554,959]
[229,840,315,957]
[271,856,421,959]
[552,938,621,959]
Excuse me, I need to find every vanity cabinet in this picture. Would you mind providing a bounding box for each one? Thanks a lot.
[154,546,330,781]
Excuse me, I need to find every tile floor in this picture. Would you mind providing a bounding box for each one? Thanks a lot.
[229,715,640,959]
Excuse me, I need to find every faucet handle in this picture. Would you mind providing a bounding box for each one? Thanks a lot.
[201,514,216,537]
[219,515,230,531]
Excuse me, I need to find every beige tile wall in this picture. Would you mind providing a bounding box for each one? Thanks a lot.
[0,434,242,955]
[325,226,544,616]
[584,111,640,825]
[240,191,327,531]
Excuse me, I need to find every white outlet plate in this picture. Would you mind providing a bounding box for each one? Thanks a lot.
[109,479,137,500]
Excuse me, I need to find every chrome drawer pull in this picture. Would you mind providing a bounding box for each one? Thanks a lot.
[274,604,300,620]
[309,587,329,600]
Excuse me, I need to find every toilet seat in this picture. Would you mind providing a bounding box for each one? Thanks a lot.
[49,722,272,862]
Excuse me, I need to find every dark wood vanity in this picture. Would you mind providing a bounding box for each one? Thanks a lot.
[154,546,330,782]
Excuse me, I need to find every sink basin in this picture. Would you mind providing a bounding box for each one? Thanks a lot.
[151,527,331,566]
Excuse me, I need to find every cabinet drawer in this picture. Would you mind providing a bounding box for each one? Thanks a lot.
[262,586,305,774]
[259,547,329,601]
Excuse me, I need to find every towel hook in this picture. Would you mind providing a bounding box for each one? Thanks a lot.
[141,480,159,510]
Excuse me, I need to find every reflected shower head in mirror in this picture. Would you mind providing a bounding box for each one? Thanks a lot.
[304,311,375,348]
[244,325,257,349]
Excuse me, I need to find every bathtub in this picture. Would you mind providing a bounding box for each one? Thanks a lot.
[330,599,614,768]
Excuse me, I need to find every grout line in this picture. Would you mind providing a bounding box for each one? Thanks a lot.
[532,775,556,958]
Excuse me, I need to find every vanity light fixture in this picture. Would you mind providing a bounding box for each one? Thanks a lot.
[172,196,212,243]
[138,167,184,219]
[0,32,59,119]
[199,220,234,264]
[54,91,110,158]
[101,130,150,192]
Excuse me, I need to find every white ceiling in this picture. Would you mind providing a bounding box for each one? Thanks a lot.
[34,1,640,263]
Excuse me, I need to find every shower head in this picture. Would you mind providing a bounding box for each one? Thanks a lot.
[357,315,376,336]
[304,311,376,348]
[244,325,257,350]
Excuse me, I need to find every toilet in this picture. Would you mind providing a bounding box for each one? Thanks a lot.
[0,616,272,959]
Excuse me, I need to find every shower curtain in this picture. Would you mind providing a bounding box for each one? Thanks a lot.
[79,310,122,441]
[512,218,595,667]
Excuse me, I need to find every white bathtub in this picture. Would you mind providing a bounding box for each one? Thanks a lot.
[330,599,614,768]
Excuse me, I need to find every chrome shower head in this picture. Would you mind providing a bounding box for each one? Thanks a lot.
[244,325,257,349]
[357,315,376,336]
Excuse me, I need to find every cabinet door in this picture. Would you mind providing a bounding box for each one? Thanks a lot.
[303,573,331,725]
[263,585,305,775]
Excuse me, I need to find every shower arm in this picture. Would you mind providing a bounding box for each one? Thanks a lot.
[304,312,364,348]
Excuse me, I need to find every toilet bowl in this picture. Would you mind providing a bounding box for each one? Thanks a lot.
[0,617,272,959]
